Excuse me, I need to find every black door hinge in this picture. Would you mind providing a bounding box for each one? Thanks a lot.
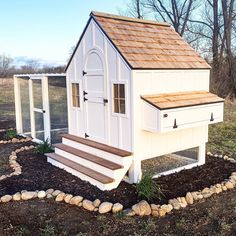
[84,97,88,102]
[83,70,87,76]
[103,98,108,105]
[83,91,88,96]
[210,112,214,122]
[85,133,89,138]
[173,119,178,129]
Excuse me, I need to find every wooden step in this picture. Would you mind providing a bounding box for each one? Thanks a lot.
[46,153,114,184]
[54,143,123,170]
[62,134,132,157]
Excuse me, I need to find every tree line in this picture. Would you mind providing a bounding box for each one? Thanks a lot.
[121,0,236,98]
[0,54,65,78]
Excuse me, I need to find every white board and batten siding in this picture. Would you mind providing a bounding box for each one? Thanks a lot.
[66,18,132,152]
[132,69,212,160]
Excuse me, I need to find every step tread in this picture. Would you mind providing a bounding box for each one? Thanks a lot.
[54,143,123,170]
[63,134,132,157]
[46,153,114,184]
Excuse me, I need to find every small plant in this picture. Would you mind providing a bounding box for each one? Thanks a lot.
[6,128,17,139]
[136,173,164,201]
[36,139,54,154]
[39,222,55,236]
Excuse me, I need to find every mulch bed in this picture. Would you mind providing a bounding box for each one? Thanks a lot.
[0,142,236,208]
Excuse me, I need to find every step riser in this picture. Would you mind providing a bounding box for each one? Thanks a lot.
[55,148,123,179]
[48,157,117,191]
[62,138,130,165]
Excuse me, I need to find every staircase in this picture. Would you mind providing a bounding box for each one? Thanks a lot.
[46,134,133,190]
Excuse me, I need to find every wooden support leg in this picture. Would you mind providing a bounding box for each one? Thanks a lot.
[129,159,142,184]
[198,143,206,165]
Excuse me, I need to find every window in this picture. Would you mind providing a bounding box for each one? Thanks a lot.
[72,83,80,107]
[113,84,125,114]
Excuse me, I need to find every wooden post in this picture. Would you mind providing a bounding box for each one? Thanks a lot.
[129,159,142,183]
[28,78,36,139]
[14,76,23,133]
[198,143,206,165]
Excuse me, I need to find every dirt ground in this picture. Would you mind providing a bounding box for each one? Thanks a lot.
[0,189,235,236]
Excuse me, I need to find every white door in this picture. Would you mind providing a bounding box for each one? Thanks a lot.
[83,51,107,143]
[28,77,50,142]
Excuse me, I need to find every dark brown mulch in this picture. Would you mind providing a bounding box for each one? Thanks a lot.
[0,142,235,208]
[0,189,236,236]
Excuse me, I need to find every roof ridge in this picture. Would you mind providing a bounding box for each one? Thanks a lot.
[90,11,170,27]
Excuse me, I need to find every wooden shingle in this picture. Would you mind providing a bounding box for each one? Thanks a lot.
[141,91,224,110]
[91,11,211,69]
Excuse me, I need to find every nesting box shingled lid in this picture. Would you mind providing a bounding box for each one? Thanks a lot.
[141,91,224,110]
[66,11,211,71]
[92,12,211,69]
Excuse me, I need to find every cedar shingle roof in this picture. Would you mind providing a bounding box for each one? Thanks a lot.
[91,11,211,69]
[141,91,224,110]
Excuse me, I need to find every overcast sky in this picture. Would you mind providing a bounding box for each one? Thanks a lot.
[0,0,127,66]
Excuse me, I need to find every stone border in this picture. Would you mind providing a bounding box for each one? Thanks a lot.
[0,140,34,181]
[0,137,32,145]
[0,148,235,217]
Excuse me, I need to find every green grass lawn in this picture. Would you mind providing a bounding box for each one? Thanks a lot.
[207,100,236,158]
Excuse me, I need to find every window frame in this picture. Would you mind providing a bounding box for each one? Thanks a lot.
[111,81,128,118]
[71,82,81,109]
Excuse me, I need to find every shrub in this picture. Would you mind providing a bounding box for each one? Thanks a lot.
[136,173,164,201]
[6,128,17,139]
[36,139,54,155]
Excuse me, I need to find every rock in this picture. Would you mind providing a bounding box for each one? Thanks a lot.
[218,154,223,158]
[94,208,98,212]
[123,209,135,216]
[12,138,18,143]
[0,175,6,181]
[83,200,95,211]
[21,191,37,200]
[64,194,73,203]
[202,188,210,194]
[160,204,173,213]
[151,204,160,211]
[158,209,167,217]
[13,192,21,201]
[46,189,54,194]
[186,192,194,204]
[207,151,212,156]
[1,195,12,203]
[225,181,234,189]
[69,196,83,205]
[38,191,46,199]
[99,202,113,214]
[93,199,101,208]
[169,199,181,210]
[222,186,227,191]
[112,203,123,213]
[223,155,229,160]
[191,192,203,201]
[232,172,236,176]
[52,190,61,197]
[228,158,236,163]
[55,193,66,202]
[151,210,159,217]
[46,194,53,199]
[132,200,151,216]
[202,192,213,198]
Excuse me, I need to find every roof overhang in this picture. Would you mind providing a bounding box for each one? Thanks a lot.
[141,91,224,110]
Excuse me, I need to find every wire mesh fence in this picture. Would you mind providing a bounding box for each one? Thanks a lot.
[0,77,15,130]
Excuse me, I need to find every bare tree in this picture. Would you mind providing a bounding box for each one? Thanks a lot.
[0,54,13,78]
[143,0,198,36]
[119,0,146,19]
[20,59,40,74]
[221,0,236,95]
